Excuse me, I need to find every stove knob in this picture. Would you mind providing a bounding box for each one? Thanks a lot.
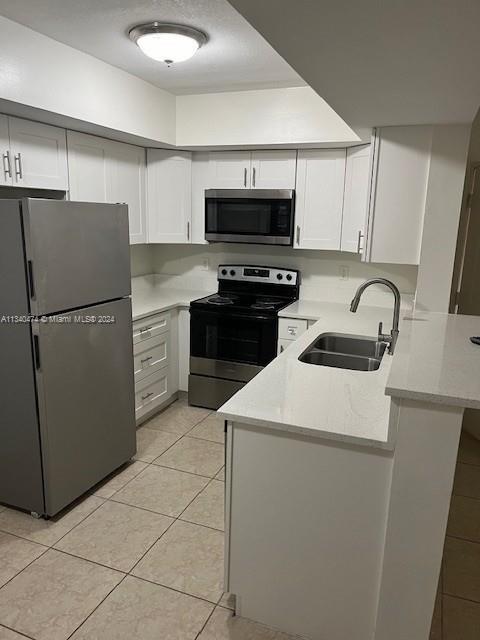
[230,269,236,277]
[221,269,227,276]
[286,274,293,281]
[277,273,283,281]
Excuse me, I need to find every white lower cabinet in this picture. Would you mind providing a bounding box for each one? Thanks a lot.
[132,310,178,423]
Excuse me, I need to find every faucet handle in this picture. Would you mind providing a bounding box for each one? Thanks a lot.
[378,321,383,341]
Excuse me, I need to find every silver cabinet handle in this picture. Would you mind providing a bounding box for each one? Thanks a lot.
[252,167,256,188]
[187,220,190,241]
[141,392,154,401]
[243,167,247,188]
[14,153,23,181]
[357,230,364,254]
[280,344,284,353]
[296,225,301,245]
[2,151,11,179]
[140,356,153,364]
[140,326,152,333]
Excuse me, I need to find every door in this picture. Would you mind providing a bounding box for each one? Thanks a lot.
[209,151,251,189]
[0,200,44,513]
[67,131,109,202]
[190,309,278,366]
[0,114,12,186]
[457,166,480,315]
[147,149,192,243]
[108,141,147,244]
[33,297,136,516]
[295,149,346,250]
[22,199,131,316]
[251,150,297,189]
[341,145,371,253]
[8,117,68,190]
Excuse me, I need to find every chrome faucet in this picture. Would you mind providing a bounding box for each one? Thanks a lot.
[350,278,401,355]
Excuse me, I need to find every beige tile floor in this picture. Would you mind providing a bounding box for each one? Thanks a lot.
[0,399,299,640]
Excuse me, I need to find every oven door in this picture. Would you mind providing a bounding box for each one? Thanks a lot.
[190,309,278,368]
[205,189,294,245]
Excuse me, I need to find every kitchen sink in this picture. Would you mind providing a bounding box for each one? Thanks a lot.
[298,332,387,372]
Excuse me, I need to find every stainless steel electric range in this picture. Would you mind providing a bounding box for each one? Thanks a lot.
[188,265,300,410]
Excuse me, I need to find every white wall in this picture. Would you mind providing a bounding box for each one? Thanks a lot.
[416,125,470,312]
[149,244,417,306]
[176,87,361,148]
[0,16,176,145]
[130,245,153,277]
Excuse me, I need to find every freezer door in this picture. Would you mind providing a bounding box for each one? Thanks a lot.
[34,297,136,516]
[0,200,44,513]
[22,199,131,316]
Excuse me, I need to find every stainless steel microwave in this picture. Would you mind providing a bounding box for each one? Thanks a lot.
[205,189,295,246]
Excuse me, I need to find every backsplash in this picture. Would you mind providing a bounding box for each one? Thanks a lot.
[131,243,418,306]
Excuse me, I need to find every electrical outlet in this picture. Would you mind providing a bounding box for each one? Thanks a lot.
[201,258,210,271]
[339,265,349,281]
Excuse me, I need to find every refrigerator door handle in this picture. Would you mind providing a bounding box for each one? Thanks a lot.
[27,260,35,299]
[33,335,41,370]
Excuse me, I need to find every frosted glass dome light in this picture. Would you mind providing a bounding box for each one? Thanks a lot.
[129,23,207,66]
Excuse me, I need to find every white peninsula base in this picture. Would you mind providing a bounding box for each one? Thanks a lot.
[224,400,463,640]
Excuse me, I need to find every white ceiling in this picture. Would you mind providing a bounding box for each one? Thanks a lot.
[229,0,480,127]
[0,0,305,95]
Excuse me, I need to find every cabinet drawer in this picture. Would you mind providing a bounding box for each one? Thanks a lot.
[278,318,308,340]
[133,312,170,344]
[135,367,170,419]
[133,334,168,382]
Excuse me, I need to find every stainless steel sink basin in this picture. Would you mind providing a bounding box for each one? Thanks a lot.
[298,332,387,372]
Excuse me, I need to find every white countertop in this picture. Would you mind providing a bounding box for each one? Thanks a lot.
[386,311,480,409]
[131,284,210,321]
[219,303,398,450]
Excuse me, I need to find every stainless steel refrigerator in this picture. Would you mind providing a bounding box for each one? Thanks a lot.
[0,198,136,517]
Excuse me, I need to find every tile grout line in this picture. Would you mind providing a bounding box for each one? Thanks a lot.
[442,591,480,606]
[0,623,35,640]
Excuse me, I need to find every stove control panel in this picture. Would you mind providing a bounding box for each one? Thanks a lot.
[218,265,299,285]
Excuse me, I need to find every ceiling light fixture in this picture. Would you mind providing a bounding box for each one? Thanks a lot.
[129,22,207,66]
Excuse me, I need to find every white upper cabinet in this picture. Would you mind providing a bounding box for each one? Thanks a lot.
[365,126,433,265]
[147,149,192,243]
[107,141,146,244]
[251,150,297,189]
[0,115,12,186]
[208,150,297,190]
[209,151,251,189]
[67,131,109,202]
[341,145,372,254]
[191,152,209,244]
[295,149,346,250]
[7,117,68,190]
[67,131,146,244]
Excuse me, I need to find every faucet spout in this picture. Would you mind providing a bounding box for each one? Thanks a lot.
[349,278,401,355]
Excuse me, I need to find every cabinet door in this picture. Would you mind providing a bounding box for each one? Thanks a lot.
[66,131,109,202]
[341,145,371,253]
[147,149,192,243]
[366,126,433,265]
[9,117,68,190]
[108,141,146,244]
[295,149,346,250]
[251,150,297,189]
[191,152,210,244]
[0,115,12,186]
[209,151,251,188]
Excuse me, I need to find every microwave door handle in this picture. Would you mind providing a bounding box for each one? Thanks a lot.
[243,167,247,188]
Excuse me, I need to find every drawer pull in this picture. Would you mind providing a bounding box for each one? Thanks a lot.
[141,356,153,364]
[287,327,297,336]
[141,392,154,401]
[140,326,152,333]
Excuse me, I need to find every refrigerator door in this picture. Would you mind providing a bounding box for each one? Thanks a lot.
[22,199,131,316]
[34,297,136,516]
[0,200,44,513]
